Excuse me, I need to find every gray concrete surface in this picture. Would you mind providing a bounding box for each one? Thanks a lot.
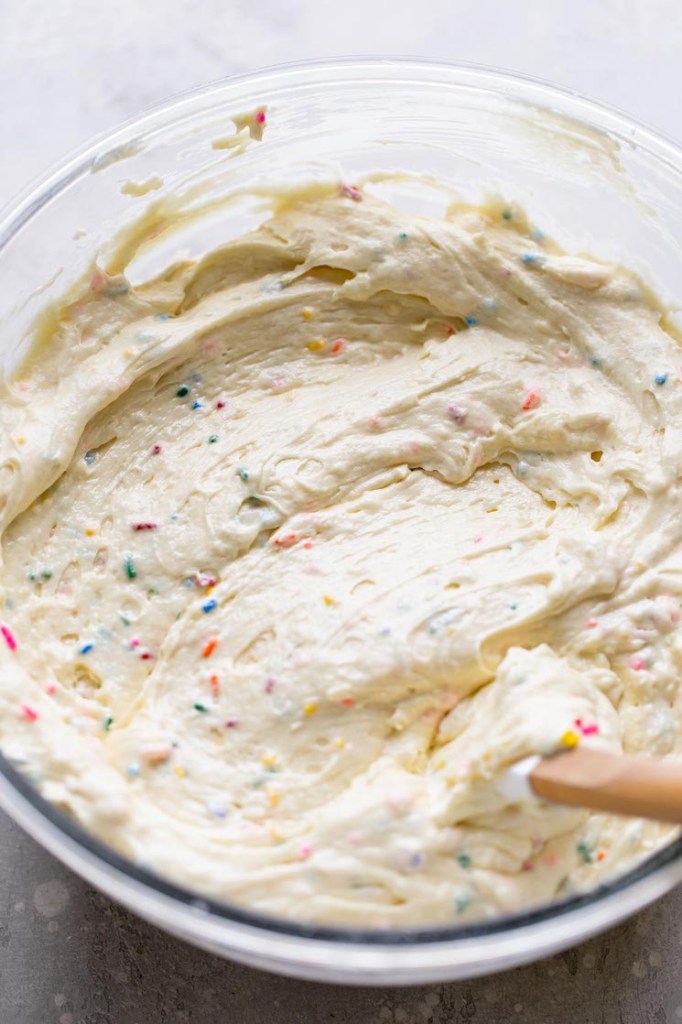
[0,808,681,1023]
[2,1,682,1021]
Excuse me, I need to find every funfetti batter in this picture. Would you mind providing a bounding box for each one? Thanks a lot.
[0,184,680,927]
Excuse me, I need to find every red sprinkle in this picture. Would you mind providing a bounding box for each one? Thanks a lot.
[151,445,162,455]
[330,338,346,355]
[522,389,542,411]
[216,401,226,410]
[203,638,218,658]
[132,522,158,532]
[225,718,239,728]
[1,625,17,651]
[210,674,220,696]
[20,704,38,721]
[139,650,153,661]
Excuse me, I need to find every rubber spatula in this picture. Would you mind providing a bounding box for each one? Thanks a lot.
[500,747,682,824]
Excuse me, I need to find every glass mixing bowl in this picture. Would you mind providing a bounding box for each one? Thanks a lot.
[1,57,681,985]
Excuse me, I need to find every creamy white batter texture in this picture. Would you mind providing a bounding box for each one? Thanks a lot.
[0,184,680,926]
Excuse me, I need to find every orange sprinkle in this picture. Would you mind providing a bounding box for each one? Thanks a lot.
[202,637,218,658]
[522,389,541,411]
[303,541,313,550]
[209,674,220,697]
[331,338,346,355]
[597,850,606,862]
[341,696,355,708]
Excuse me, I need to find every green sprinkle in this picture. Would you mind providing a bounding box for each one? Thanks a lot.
[237,466,249,482]
[194,702,209,713]
[41,568,53,580]
[577,841,592,864]
[208,434,218,444]
[103,714,114,731]
[176,384,190,397]
[457,853,472,869]
[501,208,512,221]
[26,572,35,582]
[398,231,409,241]
[124,555,136,579]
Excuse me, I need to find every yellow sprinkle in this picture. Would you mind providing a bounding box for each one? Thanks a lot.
[302,308,314,320]
[206,585,215,595]
[323,594,334,606]
[334,737,346,750]
[85,527,96,537]
[307,339,325,352]
[174,765,187,778]
[16,436,25,446]
[304,703,318,715]
[270,824,284,842]
[262,753,277,768]
[561,729,580,749]
[268,789,281,807]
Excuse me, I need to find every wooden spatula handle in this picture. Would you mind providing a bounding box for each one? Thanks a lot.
[530,747,682,824]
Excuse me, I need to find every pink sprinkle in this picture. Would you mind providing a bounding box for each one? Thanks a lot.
[20,704,38,721]
[627,656,647,671]
[574,717,600,736]
[448,404,466,424]
[522,859,534,872]
[586,618,599,629]
[302,541,313,550]
[151,444,162,455]
[522,389,541,411]
[225,718,239,728]
[255,109,266,125]
[45,683,57,696]
[132,522,158,531]
[298,844,314,861]
[273,532,298,548]
[339,183,362,202]
[130,638,140,648]
[1,625,17,651]
[472,534,483,544]
[544,853,559,867]
[90,268,107,293]
[265,677,276,694]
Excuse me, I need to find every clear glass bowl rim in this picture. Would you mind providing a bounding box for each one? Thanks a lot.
[1,56,682,969]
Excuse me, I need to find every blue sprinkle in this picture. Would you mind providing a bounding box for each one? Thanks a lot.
[157,313,170,321]
[464,316,477,326]
[126,764,140,777]
[398,231,409,242]
[521,253,546,267]
[183,577,194,587]
[192,401,203,410]
[531,227,545,242]
[509,603,518,611]
[237,466,249,482]
[483,297,496,312]
[655,372,668,386]
[202,598,217,614]
[589,355,603,368]
[84,451,96,465]
[79,642,94,655]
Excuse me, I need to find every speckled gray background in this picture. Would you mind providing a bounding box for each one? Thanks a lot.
[2,1,682,1020]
